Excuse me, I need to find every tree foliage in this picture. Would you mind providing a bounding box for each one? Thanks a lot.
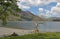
[0,0,21,25]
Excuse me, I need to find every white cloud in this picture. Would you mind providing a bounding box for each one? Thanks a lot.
[28,0,44,6]
[38,9,52,17]
[22,0,60,5]
[17,0,60,10]
[56,3,60,7]
[19,0,52,6]
[45,10,51,16]
[45,7,60,17]
[39,8,44,12]
[18,0,60,7]
[17,0,60,17]
[46,0,60,3]
[56,0,60,2]
[21,5,30,9]
[42,10,52,17]
[51,3,60,14]
[38,13,45,18]
[17,2,30,9]
[45,2,60,17]
[51,7,59,13]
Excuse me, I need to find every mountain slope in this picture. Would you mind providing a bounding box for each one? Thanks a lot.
[9,11,45,21]
[19,11,44,21]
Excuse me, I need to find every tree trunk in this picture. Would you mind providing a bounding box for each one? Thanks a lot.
[33,21,39,33]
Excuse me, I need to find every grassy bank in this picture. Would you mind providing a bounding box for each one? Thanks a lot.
[0,32,60,39]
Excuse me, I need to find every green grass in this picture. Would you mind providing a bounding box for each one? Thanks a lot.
[0,32,60,39]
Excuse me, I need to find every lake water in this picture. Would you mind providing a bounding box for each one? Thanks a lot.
[0,21,60,32]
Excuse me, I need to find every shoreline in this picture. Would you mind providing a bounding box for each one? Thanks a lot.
[0,26,60,37]
[0,27,33,37]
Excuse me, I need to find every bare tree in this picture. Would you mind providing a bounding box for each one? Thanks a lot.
[33,16,39,33]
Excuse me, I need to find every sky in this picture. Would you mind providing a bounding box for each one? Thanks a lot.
[17,0,60,18]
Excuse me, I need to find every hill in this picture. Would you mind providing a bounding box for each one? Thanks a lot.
[8,11,45,21]
[46,17,60,21]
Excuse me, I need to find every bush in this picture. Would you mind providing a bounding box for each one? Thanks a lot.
[11,32,19,36]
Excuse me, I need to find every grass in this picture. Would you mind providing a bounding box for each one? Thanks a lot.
[0,32,60,39]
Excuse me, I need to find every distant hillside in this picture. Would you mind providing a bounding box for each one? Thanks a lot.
[52,17,60,21]
[8,11,45,21]
[46,17,60,21]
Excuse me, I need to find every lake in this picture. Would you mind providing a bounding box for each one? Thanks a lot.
[0,21,60,32]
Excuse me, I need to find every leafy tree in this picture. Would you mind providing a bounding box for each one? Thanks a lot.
[0,0,21,25]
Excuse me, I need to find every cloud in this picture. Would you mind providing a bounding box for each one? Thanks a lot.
[56,2,60,7]
[38,14,45,18]
[28,0,44,6]
[44,2,60,17]
[17,0,60,10]
[19,0,60,6]
[45,7,60,17]
[19,0,44,6]
[51,3,60,14]
[17,1,30,9]
[38,8,51,17]
[45,10,51,16]
[18,0,60,7]
[19,0,51,6]
[56,0,60,2]
[39,8,44,12]
[51,7,59,13]
[41,10,52,17]
[17,0,60,17]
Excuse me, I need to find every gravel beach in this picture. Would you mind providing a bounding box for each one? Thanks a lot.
[0,27,32,37]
